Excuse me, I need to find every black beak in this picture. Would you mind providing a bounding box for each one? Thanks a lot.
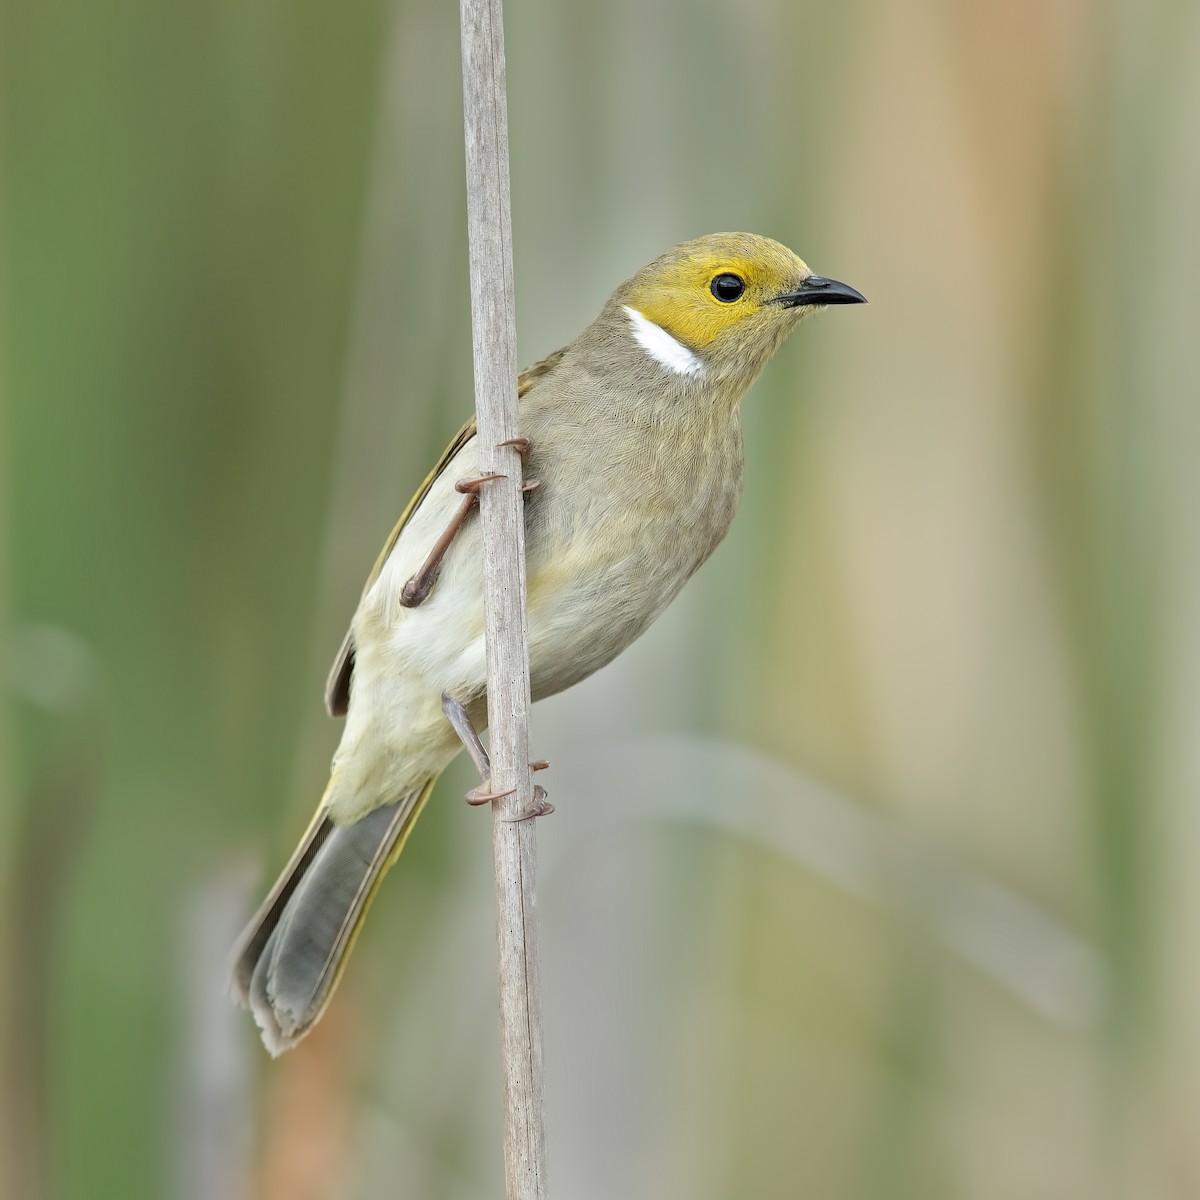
[775,275,867,308]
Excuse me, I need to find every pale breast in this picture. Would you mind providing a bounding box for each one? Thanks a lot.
[520,398,744,700]
[341,377,744,781]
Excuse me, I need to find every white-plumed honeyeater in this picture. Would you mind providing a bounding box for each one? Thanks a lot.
[231,232,866,1053]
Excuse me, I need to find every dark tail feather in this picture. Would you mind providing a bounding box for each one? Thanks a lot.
[230,778,436,1054]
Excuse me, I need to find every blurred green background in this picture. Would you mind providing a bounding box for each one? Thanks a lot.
[3,1,1199,1197]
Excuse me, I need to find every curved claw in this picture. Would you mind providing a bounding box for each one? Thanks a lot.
[455,472,507,496]
[498,436,532,465]
[465,781,515,807]
[499,439,538,495]
[502,785,554,823]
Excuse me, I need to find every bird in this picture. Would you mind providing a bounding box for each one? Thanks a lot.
[230,232,866,1054]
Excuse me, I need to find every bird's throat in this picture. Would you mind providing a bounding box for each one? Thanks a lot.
[623,306,707,379]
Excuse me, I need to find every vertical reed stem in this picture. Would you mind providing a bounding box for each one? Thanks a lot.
[458,0,548,1196]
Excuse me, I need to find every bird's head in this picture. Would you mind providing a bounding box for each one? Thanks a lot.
[614,232,865,395]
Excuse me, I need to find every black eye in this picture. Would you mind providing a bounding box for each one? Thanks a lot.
[710,272,746,302]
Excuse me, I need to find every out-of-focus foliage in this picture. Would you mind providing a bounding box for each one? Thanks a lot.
[3,1,1198,1198]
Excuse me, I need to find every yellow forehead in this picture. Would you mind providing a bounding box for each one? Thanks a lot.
[625,234,810,351]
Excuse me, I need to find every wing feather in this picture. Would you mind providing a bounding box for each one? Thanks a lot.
[323,347,566,718]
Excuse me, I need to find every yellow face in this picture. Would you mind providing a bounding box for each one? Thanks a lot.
[624,233,814,358]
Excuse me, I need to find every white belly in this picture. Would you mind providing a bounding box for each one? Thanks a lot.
[327,414,741,821]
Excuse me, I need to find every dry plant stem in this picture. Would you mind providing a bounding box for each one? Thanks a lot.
[458,0,548,1197]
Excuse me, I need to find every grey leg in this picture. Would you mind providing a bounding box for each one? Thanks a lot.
[441,693,554,819]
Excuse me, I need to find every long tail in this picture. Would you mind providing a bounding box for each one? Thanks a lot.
[230,777,437,1055]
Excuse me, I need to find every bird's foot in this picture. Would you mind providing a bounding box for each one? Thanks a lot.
[498,436,532,465]
[455,471,507,496]
[400,471,506,608]
[400,488,484,607]
[442,694,552,818]
[497,440,541,494]
[502,784,554,822]
[400,451,538,609]
[465,781,515,806]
